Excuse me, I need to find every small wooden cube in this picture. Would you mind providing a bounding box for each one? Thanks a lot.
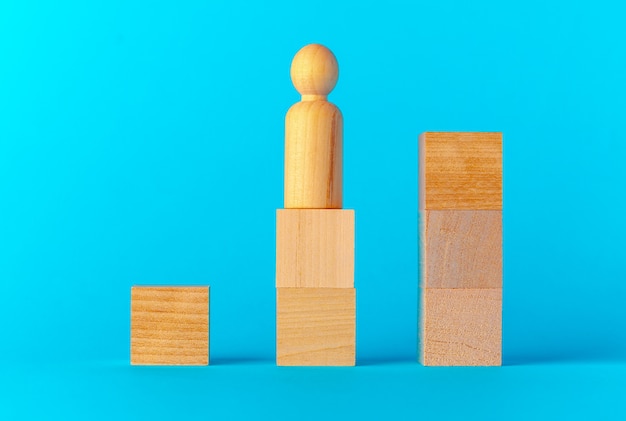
[131,286,209,366]
[420,288,501,366]
[419,132,502,210]
[420,210,502,289]
[277,287,355,366]
[276,209,354,288]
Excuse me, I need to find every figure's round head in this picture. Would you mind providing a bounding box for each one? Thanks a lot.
[290,44,338,97]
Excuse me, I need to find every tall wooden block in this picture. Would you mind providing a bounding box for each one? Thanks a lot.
[419,131,503,366]
[420,210,502,288]
[276,209,354,288]
[419,132,502,210]
[277,287,355,366]
[131,286,209,366]
[420,288,501,366]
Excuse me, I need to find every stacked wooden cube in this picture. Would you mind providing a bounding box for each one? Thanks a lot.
[276,209,356,366]
[275,44,356,366]
[419,132,503,366]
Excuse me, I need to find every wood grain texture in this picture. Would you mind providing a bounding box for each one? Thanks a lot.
[419,132,502,210]
[276,209,354,288]
[419,288,501,366]
[420,210,502,288]
[285,100,343,209]
[131,286,209,366]
[290,44,338,100]
[277,288,355,366]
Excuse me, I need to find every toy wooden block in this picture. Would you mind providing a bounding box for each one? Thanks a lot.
[276,209,354,288]
[131,286,209,366]
[419,132,502,210]
[277,287,355,366]
[420,288,501,366]
[420,210,502,288]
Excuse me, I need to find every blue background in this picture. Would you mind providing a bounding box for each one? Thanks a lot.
[1,0,625,419]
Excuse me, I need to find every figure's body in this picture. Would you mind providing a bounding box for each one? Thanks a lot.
[284,44,343,209]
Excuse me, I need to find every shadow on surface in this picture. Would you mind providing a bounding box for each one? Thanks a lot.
[357,355,417,366]
[210,356,273,365]
[505,345,626,366]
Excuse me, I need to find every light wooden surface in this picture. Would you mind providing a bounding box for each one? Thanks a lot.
[276,209,354,288]
[419,132,502,210]
[420,210,502,288]
[290,43,338,101]
[420,288,501,366]
[277,287,355,366]
[285,44,342,209]
[131,286,209,366]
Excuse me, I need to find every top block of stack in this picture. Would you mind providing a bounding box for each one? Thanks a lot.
[419,132,502,210]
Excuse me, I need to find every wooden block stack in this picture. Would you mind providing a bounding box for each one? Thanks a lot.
[276,44,356,366]
[131,286,210,365]
[419,132,502,366]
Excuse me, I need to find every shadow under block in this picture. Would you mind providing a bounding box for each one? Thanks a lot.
[276,209,354,288]
[131,286,209,366]
[420,288,502,366]
[419,132,502,210]
[420,210,502,288]
[277,288,355,366]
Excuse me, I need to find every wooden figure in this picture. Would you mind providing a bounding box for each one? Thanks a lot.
[131,286,209,366]
[276,44,355,366]
[419,132,503,366]
[284,43,342,209]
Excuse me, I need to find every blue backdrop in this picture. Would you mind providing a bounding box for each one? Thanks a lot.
[1,0,625,419]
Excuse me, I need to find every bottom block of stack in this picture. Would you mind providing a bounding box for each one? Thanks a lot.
[277,287,356,366]
[131,286,210,366]
[420,288,501,366]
